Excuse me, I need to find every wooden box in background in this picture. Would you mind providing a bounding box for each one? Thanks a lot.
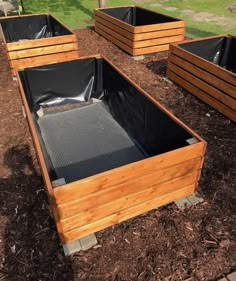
[0,14,79,75]
[167,35,236,122]
[94,6,185,56]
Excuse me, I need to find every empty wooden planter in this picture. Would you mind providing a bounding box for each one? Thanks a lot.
[168,35,236,122]
[94,6,185,56]
[0,14,79,75]
[17,55,206,244]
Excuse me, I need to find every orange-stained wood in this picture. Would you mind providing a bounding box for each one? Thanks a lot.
[57,157,202,219]
[167,69,236,122]
[60,171,199,233]
[94,6,185,55]
[168,54,236,109]
[11,50,79,70]
[61,184,195,242]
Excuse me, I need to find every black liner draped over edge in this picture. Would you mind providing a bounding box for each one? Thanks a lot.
[19,57,194,181]
[0,14,71,43]
[179,36,236,74]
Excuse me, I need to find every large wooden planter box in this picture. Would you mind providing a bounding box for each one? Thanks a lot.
[17,55,206,244]
[0,14,79,75]
[94,6,185,56]
[167,35,236,122]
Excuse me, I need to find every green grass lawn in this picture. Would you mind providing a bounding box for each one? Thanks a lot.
[22,0,236,37]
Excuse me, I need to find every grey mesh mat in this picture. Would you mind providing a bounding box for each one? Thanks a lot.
[38,102,145,184]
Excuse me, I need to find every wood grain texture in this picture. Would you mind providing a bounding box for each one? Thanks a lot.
[60,171,200,233]
[11,50,79,70]
[61,184,195,242]
[54,142,205,205]
[57,157,202,219]
[168,54,236,110]
[167,69,236,122]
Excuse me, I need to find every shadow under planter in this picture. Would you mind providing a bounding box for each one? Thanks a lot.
[17,55,206,245]
[0,14,79,76]
[94,6,185,56]
[167,34,236,122]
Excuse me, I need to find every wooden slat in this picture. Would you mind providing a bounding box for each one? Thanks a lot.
[9,42,78,59]
[11,50,79,70]
[95,26,134,54]
[6,34,77,51]
[61,184,195,242]
[170,44,236,88]
[169,53,236,108]
[54,141,205,205]
[57,157,202,219]
[95,22,133,48]
[167,69,236,122]
[133,43,169,56]
[134,28,184,41]
[134,34,184,48]
[60,171,199,232]
[95,15,134,40]
[168,62,236,112]
[134,20,185,33]
[94,9,134,33]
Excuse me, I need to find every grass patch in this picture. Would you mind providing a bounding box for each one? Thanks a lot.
[22,0,236,37]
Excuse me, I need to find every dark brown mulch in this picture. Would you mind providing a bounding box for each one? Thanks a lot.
[0,28,235,281]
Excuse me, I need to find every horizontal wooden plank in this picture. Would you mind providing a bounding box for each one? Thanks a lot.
[95,26,134,54]
[134,28,184,41]
[6,34,77,51]
[95,21,133,48]
[134,34,184,48]
[133,43,169,56]
[95,15,133,40]
[95,27,172,55]
[170,44,236,89]
[60,171,199,232]
[11,50,80,70]
[168,62,236,112]
[134,20,185,33]
[94,9,134,33]
[9,42,78,60]
[53,141,205,205]
[61,184,195,242]
[167,69,236,122]
[169,53,236,109]
[57,157,202,219]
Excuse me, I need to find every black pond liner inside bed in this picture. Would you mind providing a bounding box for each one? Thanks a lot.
[0,14,72,43]
[100,6,180,26]
[19,57,196,184]
[179,36,236,74]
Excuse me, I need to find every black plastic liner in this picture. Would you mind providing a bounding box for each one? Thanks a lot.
[100,6,179,26]
[19,57,195,183]
[180,36,236,74]
[0,15,72,43]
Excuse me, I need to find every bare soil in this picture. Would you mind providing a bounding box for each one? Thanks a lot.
[0,28,235,281]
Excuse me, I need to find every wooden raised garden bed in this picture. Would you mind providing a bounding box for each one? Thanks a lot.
[94,6,185,56]
[17,55,206,244]
[0,14,79,75]
[167,34,236,122]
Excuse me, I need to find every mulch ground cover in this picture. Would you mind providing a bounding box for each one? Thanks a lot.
[0,28,235,281]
